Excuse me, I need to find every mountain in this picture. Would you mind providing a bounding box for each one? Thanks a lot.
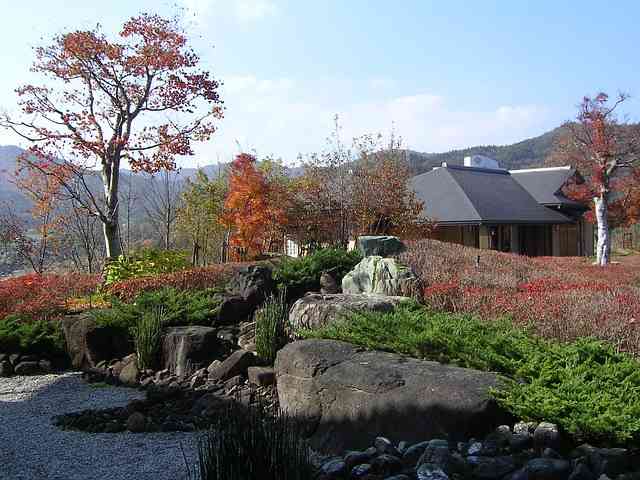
[403,126,565,175]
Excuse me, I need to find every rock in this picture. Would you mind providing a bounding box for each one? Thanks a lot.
[533,422,560,451]
[289,293,410,331]
[161,326,221,377]
[569,463,595,480]
[514,421,538,436]
[417,464,449,480]
[14,361,41,375]
[467,456,518,479]
[351,463,372,477]
[342,256,418,297]
[247,366,275,386]
[223,374,244,391]
[525,458,571,480]
[357,236,406,257]
[321,458,347,477]
[206,360,222,373]
[61,312,132,370]
[9,353,20,365]
[403,441,431,467]
[370,453,403,476]
[237,321,256,352]
[320,271,339,294]
[345,450,375,470]
[209,349,256,382]
[118,357,140,385]
[215,295,254,325]
[38,359,52,372]
[126,412,146,433]
[0,360,13,377]
[227,265,274,308]
[275,339,511,453]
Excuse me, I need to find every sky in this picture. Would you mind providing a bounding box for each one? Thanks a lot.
[0,0,639,167]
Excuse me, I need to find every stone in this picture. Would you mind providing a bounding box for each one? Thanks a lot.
[345,450,375,470]
[247,366,275,386]
[514,421,538,436]
[0,360,13,377]
[161,326,222,377]
[61,312,132,370]
[569,463,595,480]
[209,349,256,382]
[321,458,347,477]
[275,339,511,453]
[38,359,52,372]
[226,265,275,308]
[357,236,406,257]
[118,357,140,385]
[14,361,40,375]
[320,271,339,294]
[403,441,431,468]
[215,295,254,326]
[351,463,372,477]
[370,453,403,476]
[525,458,571,480]
[237,321,256,352]
[289,293,410,332]
[342,256,418,297]
[417,464,449,480]
[533,422,560,451]
[467,456,518,479]
[9,353,20,365]
[126,412,146,433]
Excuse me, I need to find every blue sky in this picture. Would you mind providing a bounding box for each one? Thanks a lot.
[1,0,639,167]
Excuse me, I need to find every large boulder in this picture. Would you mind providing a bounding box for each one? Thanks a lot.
[342,256,418,297]
[275,339,511,453]
[289,293,410,332]
[227,265,275,308]
[214,295,254,325]
[357,236,406,257]
[61,312,132,371]
[161,326,223,377]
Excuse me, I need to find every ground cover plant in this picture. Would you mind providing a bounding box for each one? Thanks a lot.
[302,303,640,446]
[401,239,640,355]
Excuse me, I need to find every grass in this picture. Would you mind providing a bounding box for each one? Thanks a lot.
[254,291,289,364]
[302,303,640,446]
[133,307,165,371]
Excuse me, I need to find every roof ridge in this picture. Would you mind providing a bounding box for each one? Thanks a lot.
[510,166,572,173]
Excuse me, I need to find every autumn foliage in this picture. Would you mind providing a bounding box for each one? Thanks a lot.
[221,154,286,260]
[403,239,640,355]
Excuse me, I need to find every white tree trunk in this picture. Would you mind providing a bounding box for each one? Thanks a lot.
[594,194,610,266]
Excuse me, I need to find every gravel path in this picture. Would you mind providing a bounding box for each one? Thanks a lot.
[0,373,203,480]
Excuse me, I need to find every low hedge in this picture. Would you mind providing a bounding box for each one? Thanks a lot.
[301,303,640,446]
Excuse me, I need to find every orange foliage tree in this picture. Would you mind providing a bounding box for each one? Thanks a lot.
[221,154,287,260]
[1,13,223,259]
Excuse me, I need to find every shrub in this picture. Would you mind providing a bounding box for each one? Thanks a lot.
[254,291,289,364]
[104,248,189,284]
[303,304,640,446]
[93,288,224,335]
[0,273,100,321]
[273,248,362,294]
[0,314,66,357]
[106,262,259,302]
[133,307,164,371]
[196,403,316,479]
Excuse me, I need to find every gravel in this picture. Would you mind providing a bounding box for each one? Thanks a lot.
[0,372,203,480]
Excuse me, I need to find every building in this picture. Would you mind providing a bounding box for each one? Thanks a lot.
[410,156,593,256]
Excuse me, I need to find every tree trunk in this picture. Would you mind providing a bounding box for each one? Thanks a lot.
[594,193,610,266]
[103,219,122,260]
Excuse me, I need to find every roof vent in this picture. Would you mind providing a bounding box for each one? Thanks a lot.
[464,155,500,170]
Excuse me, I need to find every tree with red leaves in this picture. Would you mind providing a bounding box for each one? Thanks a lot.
[554,93,640,265]
[1,14,223,259]
[221,153,286,260]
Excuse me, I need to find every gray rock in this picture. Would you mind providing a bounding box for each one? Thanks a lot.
[320,271,339,294]
[126,412,146,433]
[275,339,510,453]
[569,463,595,480]
[209,349,256,382]
[38,359,52,372]
[118,358,140,385]
[357,235,406,257]
[467,455,518,479]
[525,458,571,480]
[61,312,132,370]
[533,422,560,451]
[9,353,20,365]
[161,326,221,377]
[226,265,274,308]
[350,463,372,477]
[247,366,275,386]
[0,359,13,377]
[344,450,374,470]
[14,361,41,375]
[417,464,449,480]
[514,421,538,436]
[289,293,410,332]
[403,441,431,467]
[320,458,346,476]
[342,256,418,296]
[370,453,403,476]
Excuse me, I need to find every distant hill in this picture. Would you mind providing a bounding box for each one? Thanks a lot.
[403,126,566,175]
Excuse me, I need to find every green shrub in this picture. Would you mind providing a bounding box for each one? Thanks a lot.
[104,248,189,284]
[93,287,223,334]
[0,314,66,357]
[302,304,640,446]
[254,291,289,364]
[273,248,361,293]
[197,403,316,479]
[133,307,164,371]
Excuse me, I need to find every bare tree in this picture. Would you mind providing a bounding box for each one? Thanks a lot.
[142,169,182,250]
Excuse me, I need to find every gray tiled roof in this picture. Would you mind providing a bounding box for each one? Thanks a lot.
[510,167,586,209]
[410,165,574,225]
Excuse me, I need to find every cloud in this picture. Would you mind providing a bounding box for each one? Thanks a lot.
[183,0,278,25]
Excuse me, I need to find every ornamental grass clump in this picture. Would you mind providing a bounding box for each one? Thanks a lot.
[254,291,289,364]
[196,403,316,480]
[133,307,164,370]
